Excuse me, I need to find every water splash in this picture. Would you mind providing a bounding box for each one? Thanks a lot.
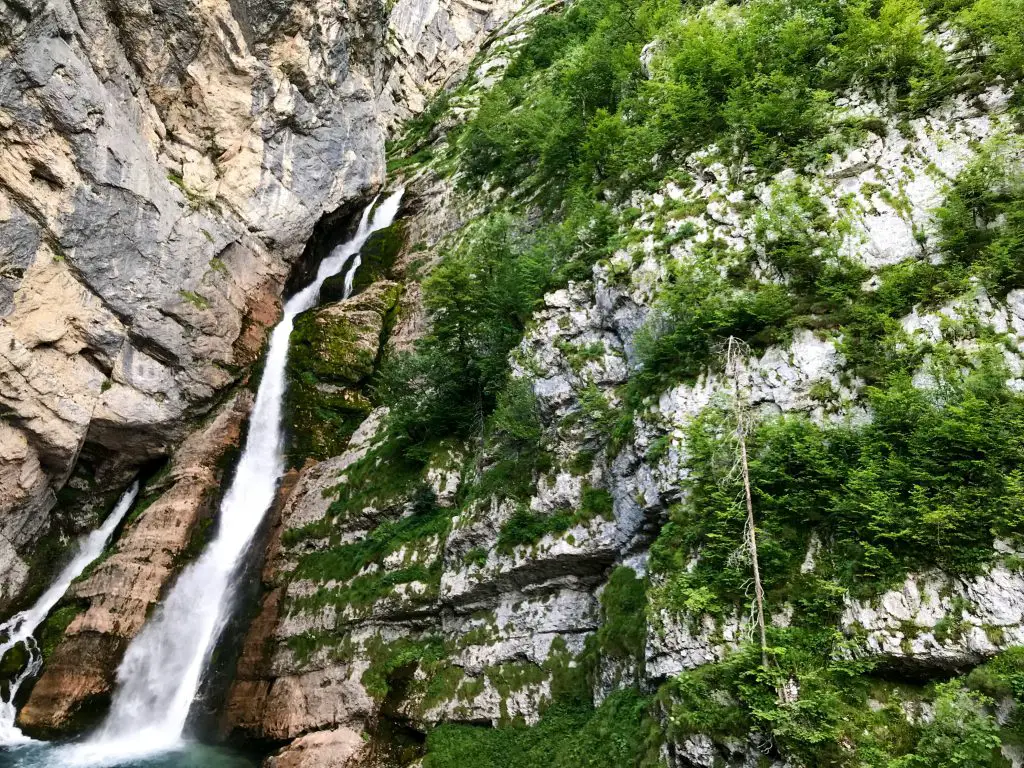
[0,481,139,745]
[62,190,404,767]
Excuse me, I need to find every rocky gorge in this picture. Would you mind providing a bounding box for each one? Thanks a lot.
[3,0,1024,764]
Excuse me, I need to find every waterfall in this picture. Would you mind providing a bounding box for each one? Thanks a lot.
[0,480,139,745]
[64,189,404,766]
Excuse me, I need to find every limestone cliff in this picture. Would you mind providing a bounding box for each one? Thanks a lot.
[0,0,387,608]
[11,0,1024,763]
[0,0,527,612]
[211,1,1024,764]
[2,0,535,739]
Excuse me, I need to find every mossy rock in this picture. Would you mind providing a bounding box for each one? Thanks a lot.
[288,281,402,385]
[284,281,401,465]
[352,221,407,296]
[0,642,28,679]
[39,601,87,658]
[319,272,350,305]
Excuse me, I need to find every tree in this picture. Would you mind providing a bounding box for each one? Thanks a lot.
[724,337,769,667]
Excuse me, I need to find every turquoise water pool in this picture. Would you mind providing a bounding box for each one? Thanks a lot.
[0,742,258,767]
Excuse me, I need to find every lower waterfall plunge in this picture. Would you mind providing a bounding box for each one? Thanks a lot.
[47,189,403,767]
[0,482,139,745]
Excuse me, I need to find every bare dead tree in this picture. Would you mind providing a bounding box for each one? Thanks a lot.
[723,336,768,667]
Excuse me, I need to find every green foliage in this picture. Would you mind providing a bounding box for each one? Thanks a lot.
[628,258,796,398]
[663,635,1008,767]
[454,0,972,203]
[893,681,1002,767]
[376,217,549,454]
[467,378,552,502]
[496,507,576,552]
[836,0,953,108]
[651,360,1024,618]
[290,482,448,587]
[630,147,1024,406]
[594,567,647,667]
[967,647,1024,737]
[956,0,1024,85]
[935,138,1024,297]
[463,547,488,567]
[423,689,658,768]
[580,485,614,520]
[362,635,447,700]
[375,204,614,507]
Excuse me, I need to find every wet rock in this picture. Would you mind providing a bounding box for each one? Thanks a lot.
[19,390,254,733]
[284,281,401,463]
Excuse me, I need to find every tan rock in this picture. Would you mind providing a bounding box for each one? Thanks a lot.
[225,665,374,741]
[18,389,254,734]
[17,632,123,737]
[264,726,367,768]
[0,252,123,473]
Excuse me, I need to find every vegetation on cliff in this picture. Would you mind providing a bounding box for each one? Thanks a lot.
[256,0,1024,762]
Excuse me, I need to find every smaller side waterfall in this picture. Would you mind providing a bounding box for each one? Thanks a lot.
[0,481,139,745]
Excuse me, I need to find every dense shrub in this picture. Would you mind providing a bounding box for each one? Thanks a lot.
[454,0,982,202]
[665,638,1003,767]
[651,359,1024,618]
[424,689,657,768]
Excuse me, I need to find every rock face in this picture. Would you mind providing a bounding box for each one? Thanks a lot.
[209,16,1024,760]
[19,390,253,734]
[264,725,368,768]
[285,280,402,462]
[0,0,540,738]
[17,0,1024,761]
[378,0,534,128]
[0,0,387,604]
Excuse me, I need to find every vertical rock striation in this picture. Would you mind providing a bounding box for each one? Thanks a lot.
[0,0,387,606]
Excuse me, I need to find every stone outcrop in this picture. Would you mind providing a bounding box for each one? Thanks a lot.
[285,280,402,462]
[0,0,388,604]
[19,390,253,734]
[265,725,368,768]
[378,0,540,129]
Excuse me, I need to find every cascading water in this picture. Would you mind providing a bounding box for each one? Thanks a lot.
[59,189,404,767]
[0,480,139,745]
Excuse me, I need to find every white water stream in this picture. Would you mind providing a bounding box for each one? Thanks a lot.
[56,189,404,767]
[0,481,139,745]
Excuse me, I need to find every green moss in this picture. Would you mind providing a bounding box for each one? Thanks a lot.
[176,516,215,566]
[283,286,401,464]
[423,689,658,768]
[40,601,88,658]
[0,642,28,678]
[351,221,408,295]
[178,290,210,310]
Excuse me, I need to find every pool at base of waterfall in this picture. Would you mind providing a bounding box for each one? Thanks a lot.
[0,742,259,767]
